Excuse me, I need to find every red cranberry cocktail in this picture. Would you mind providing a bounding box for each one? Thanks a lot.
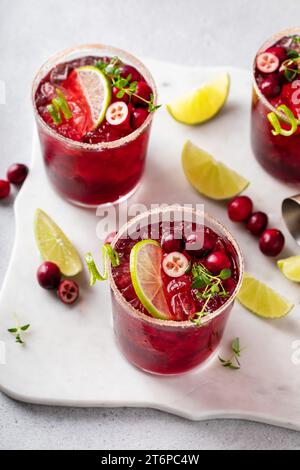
[32,45,157,207]
[251,29,300,183]
[109,207,243,375]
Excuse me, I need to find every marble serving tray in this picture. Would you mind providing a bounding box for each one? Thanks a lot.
[1,60,300,430]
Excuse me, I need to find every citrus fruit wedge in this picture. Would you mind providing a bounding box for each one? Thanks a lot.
[167,73,230,125]
[34,209,82,277]
[278,256,300,282]
[182,140,249,200]
[130,240,172,320]
[237,273,294,319]
[75,66,111,129]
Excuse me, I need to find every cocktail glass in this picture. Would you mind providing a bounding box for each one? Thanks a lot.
[32,45,157,207]
[251,28,300,183]
[109,206,244,375]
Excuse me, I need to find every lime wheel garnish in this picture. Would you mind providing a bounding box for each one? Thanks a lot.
[130,240,172,320]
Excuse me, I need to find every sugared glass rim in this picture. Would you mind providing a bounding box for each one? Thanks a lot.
[108,205,244,328]
[32,44,157,151]
[252,27,300,118]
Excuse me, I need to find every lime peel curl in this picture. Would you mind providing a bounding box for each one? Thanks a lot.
[85,244,120,286]
[267,105,298,137]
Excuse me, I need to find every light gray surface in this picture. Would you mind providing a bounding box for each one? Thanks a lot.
[0,0,299,451]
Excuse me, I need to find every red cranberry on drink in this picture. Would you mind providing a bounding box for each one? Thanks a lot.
[227,196,253,222]
[7,163,29,185]
[222,277,237,295]
[259,229,285,257]
[118,64,141,83]
[112,86,129,103]
[37,262,61,289]
[259,75,281,99]
[185,231,216,256]
[266,46,287,62]
[105,101,130,127]
[256,52,280,73]
[0,180,10,199]
[57,280,79,304]
[132,81,152,106]
[205,251,231,275]
[131,108,149,130]
[161,232,184,253]
[246,211,268,236]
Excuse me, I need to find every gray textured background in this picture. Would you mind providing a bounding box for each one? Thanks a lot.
[1,0,300,450]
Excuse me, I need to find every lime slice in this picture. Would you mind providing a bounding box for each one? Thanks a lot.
[182,140,249,200]
[237,273,294,319]
[130,240,172,320]
[34,209,82,276]
[278,256,300,282]
[167,73,230,125]
[76,66,111,129]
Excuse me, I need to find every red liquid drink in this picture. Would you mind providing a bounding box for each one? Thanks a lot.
[109,207,243,375]
[251,29,300,183]
[32,46,157,207]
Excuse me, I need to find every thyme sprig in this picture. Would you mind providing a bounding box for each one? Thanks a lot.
[95,57,161,113]
[8,315,30,345]
[281,58,300,82]
[219,337,243,370]
[190,264,231,326]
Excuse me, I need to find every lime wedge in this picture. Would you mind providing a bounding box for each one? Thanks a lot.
[167,73,230,125]
[76,66,111,129]
[34,209,82,277]
[182,140,249,200]
[130,240,172,320]
[237,273,294,319]
[278,256,300,282]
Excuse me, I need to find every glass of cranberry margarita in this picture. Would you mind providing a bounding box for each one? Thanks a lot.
[108,206,244,375]
[32,45,157,207]
[251,28,300,183]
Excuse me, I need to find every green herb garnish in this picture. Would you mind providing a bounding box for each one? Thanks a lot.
[95,57,161,113]
[85,243,120,286]
[281,58,300,82]
[287,50,299,60]
[291,36,300,45]
[190,264,231,326]
[47,88,72,125]
[218,337,243,370]
[8,316,30,345]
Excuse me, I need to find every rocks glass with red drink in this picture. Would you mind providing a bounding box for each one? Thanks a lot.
[32,45,157,207]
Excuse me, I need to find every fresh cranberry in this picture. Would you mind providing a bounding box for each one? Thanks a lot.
[132,81,152,107]
[256,52,280,73]
[205,251,231,275]
[185,231,216,256]
[259,229,285,257]
[259,74,281,99]
[37,262,61,289]
[106,101,130,127]
[161,232,183,253]
[131,108,149,130]
[112,86,129,103]
[0,180,10,199]
[222,277,237,295]
[57,279,79,304]
[266,46,287,62]
[227,196,253,222]
[118,64,141,83]
[7,163,29,185]
[246,211,268,236]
